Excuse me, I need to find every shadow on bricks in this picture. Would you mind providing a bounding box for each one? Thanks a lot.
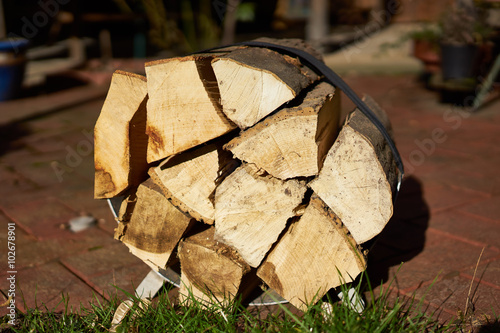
[476,320,500,333]
[0,123,31,156]
[367,176,430,286]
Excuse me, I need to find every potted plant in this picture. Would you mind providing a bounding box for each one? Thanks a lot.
[409,25,442,73]
[378,24,442,75]
[439,2,491,80]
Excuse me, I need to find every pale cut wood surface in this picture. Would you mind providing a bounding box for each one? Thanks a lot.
[257,195,366,311]
[309,96,398,244]
[212,42,319,129]
[94,70,149,198]
[178,227,254,306]
[214,163,307,267]
[114,178,193,272]
[145,55,236,163]
[225,82,340,179]
[149,143,238,224]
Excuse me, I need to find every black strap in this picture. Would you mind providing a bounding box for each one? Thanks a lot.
[198,41,404,195]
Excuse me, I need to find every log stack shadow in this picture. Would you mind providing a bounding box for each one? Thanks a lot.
[367,176,429,286]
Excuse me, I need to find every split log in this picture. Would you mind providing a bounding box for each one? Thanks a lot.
[224,82,340,180]
[149,142,239,224]
[257,195,367,311]
[145,54,237,163]
[94,70,149,198]
[211,41,320,129]
[214,163,307,267]
[309,95,399,244]
[178,227,257,306]
[114,178,194,272]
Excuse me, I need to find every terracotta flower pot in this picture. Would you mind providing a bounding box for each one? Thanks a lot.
[413,39,441,73]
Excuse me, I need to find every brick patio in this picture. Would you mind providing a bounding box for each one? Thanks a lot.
[0,73,499,327]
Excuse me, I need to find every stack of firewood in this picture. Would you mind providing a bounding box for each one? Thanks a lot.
[94,38,399,310]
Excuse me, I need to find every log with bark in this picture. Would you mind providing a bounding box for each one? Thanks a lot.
[309,95,398,244]
[257,194,366,311]
[149,141,239,225]
[224,82,340,180]
[211,40,320,129]
[94,38,401,310]
[178,227,258,306]
[114,178,194,273]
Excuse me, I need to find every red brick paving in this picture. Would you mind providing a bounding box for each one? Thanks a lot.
[462,257,500,290]
[458,197,500,223]
[60,243,150,298]
[430,211,500,249]
[410,273,500,320]
[0,262,103,317]
[0,74,499,328]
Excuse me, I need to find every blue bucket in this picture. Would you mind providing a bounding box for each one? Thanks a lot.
[0,38,30,101]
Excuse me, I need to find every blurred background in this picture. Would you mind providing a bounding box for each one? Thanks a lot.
[1,0,499,103]
[1,0,426,57]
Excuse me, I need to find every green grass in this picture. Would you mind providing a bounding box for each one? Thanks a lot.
[0,273,496,333]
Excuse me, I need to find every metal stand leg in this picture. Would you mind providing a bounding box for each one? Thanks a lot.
[473,54,500,111]
[109,270,167,332]
[135,270,168,299]
[337,287,365,313]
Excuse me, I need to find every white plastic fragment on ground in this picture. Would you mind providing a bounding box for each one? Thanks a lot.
[69,215,97,232]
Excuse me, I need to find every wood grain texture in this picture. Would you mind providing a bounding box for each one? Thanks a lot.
[94,70,149,198]
[257,195,366,311]
[149,143,238,224]
[224,82,340,179]
[114,178,193,272]
[145,55,236,163]
[309,95,398,244]
[212,39,320,129]
[178,227,255,306]
[214,163,307,267]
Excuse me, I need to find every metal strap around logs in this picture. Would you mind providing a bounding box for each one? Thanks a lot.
[107,40,405,309]
[202,40,405,198]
